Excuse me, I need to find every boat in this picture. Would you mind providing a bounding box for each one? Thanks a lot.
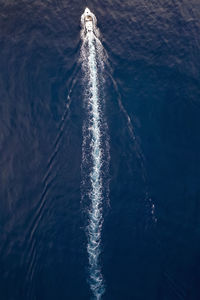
[84,8,94,33]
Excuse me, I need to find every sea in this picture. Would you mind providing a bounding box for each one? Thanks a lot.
[0,0,200,299]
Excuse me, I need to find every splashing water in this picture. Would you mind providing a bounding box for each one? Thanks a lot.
[80,8,109,299]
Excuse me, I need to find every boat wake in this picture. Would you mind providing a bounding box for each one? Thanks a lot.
[80,7,109,300]
[80,7,157,299]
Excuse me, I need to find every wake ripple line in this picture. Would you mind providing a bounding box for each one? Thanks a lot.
[22,71,78,296]
[108,72,157,224]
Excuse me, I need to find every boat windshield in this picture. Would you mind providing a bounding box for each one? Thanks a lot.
[85,16,93,21]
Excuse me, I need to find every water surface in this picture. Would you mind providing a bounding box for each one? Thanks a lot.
[0,0,200,299]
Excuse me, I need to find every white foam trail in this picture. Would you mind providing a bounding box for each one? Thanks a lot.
[80,8,109,299]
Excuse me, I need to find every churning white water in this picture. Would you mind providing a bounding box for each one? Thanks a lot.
[80,8,109,300]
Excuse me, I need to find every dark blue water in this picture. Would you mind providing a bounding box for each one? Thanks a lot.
[0,0,200,299]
